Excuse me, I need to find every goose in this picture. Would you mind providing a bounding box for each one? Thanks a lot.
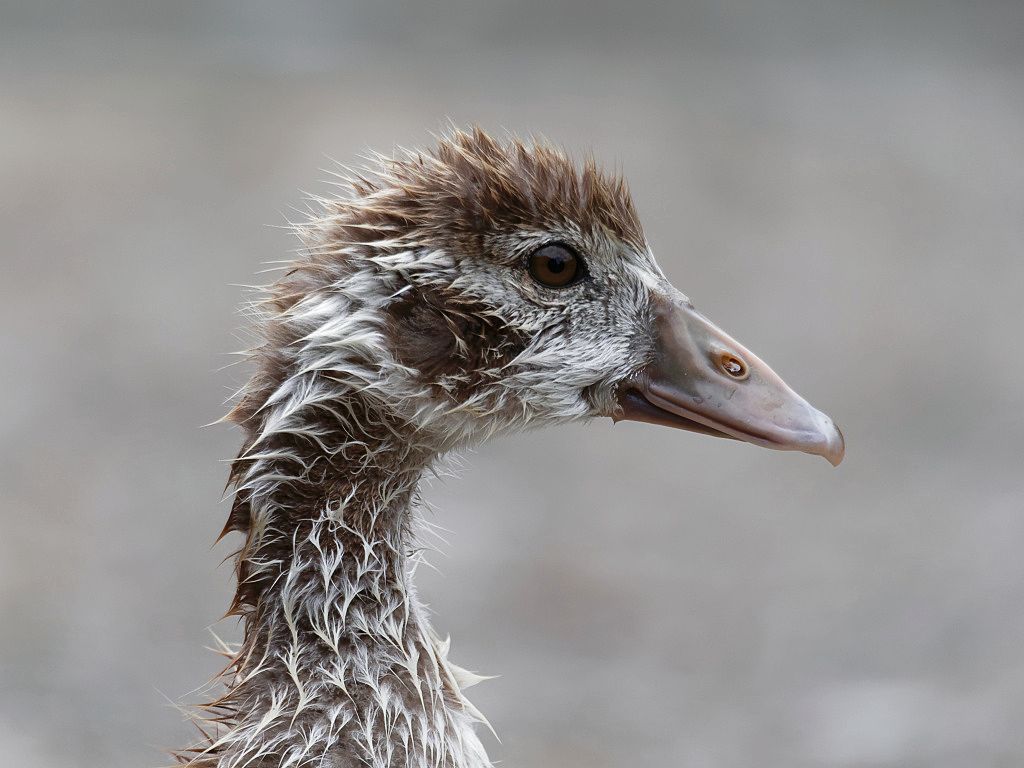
[176,127,843,768]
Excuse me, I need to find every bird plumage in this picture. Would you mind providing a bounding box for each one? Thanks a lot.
[175,126,842,768]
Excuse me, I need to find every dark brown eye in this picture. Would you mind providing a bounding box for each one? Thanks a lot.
[528,244,580,288]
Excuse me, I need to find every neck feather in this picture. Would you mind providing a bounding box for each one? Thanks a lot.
[181,384,492,768]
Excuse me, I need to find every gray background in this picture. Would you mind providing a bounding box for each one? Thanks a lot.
[2,2,1023,767]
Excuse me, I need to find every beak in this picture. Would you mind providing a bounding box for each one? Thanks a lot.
[614,292,845,466]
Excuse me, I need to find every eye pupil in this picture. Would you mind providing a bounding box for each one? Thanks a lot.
[528,244,581,288]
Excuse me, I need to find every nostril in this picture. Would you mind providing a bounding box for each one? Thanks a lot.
[717,352,749,380]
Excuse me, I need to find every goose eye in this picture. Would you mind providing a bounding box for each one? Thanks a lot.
[528,244,580,288]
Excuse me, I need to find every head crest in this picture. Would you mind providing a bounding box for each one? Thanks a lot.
[316,126,645,250]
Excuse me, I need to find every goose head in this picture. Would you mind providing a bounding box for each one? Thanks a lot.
[293,128,843,465]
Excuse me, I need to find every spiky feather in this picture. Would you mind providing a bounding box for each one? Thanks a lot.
[176,127,657,768]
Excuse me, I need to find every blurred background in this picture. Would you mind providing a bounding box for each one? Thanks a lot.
[2,2,1023,767]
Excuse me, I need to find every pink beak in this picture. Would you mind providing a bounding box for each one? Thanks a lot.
[615,291,845,466]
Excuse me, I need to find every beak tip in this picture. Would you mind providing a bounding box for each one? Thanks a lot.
[821,422,845,467]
